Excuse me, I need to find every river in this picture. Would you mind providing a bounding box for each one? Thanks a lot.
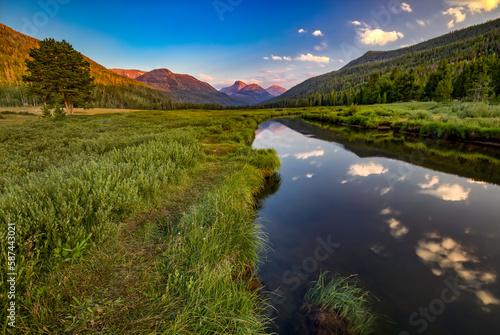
[253,118,500,335]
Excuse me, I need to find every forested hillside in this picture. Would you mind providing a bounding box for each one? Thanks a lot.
[0,23,176,109]
[265,18,500,108]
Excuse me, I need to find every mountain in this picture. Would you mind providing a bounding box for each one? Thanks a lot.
[0,23,175,109]
[109,68,147,79]
[219,81,274,104]
[135,69,247,106]
[268,18,500,104]
[266,85,287,97]
[220,81,248,96]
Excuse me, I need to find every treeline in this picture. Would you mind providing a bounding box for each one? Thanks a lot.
[263,55,500,108]
[0,83,235,111]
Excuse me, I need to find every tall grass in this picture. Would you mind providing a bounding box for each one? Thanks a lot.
[304,272,377,335]
[0,129,204,303]
[157,164,273,334]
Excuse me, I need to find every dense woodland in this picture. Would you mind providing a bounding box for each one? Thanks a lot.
[264,55,500,108]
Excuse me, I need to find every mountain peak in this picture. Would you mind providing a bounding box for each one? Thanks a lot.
[220,81,274,104]
[266,85,287,97]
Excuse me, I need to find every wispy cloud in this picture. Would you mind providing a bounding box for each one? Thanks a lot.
[351,21,404,46]
[314,42,328,51]
[401,2,413,12]
[294,53,330,63]
[298,28,306,33]
[312,30,324,37]
[198,74,213,82]
[443,7,466,28]
[416,19,427,27]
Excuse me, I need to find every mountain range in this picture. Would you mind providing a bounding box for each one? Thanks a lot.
[1,18,500,109]
[219,81,286,104]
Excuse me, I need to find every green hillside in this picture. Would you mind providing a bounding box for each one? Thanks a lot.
[0,23,176,109]
[266,18,500,106]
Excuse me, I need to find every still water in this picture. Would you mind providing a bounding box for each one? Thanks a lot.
[253,118,500,335]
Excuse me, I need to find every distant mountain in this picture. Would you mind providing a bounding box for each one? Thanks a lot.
[266,85,287,97]
[219,81,274,104]
[0,23,175,109]
[220,81,247,96]
[136,69,247,106]
[109,68,147,79]
[267,18,500,104]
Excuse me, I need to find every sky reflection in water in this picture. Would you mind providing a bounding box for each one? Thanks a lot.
[253,119,500,335]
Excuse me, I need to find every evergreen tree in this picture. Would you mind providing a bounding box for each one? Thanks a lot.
[23,39,94,115]
[365,72,381,104]
[467,57,490,102]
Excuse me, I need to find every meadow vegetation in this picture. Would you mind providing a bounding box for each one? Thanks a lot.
[301,102,500,143]
[1,102,498,333]
[0,108,287,333]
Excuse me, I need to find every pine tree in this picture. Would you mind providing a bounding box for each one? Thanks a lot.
[23,39,94,115]
[467,57,490,102]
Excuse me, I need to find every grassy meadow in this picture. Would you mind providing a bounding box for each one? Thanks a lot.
[1,101,499,334]
[0,108,290,333]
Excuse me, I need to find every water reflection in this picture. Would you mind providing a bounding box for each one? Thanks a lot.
[416,233,499,308]
[254,119,500,335]
[419,174,471,201]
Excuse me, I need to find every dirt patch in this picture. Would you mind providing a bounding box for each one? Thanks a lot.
[293,303,356,335]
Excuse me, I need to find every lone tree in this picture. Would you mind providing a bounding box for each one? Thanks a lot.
[23,38,94,115]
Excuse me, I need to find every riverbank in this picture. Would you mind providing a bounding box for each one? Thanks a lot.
[301,102,500,145]
[0,109,284,333]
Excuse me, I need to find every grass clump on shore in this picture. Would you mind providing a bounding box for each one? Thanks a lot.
[295,272,377,335]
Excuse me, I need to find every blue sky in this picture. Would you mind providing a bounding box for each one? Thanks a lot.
[1,0,499,89]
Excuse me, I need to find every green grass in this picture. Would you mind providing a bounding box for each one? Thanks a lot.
[302,102,500,143]
[304,273,377,335]
[0,108,288,334]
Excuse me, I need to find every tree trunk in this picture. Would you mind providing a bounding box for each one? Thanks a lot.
[64,100,74,115]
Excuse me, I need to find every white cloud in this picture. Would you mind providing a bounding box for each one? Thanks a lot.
[271,55,283,61]
[298,28,306,33]
[443,7,466,28]
[263,56,269,60]
[306,173,314,178]
[198,74,213,82]
[352,22,404,46]
[283,56,292,61]
[358,27,404,46]
[338,59,345,63]
[416,19,426,26]
[294,53,330,63]
[312,30,324,37]
[447,0,500,13]
[348,162,388,177]
[421,184,471,201]
[401,2,413,12]
[294,150,325,160]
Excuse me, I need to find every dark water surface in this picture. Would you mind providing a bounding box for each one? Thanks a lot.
[253,118,500,335]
